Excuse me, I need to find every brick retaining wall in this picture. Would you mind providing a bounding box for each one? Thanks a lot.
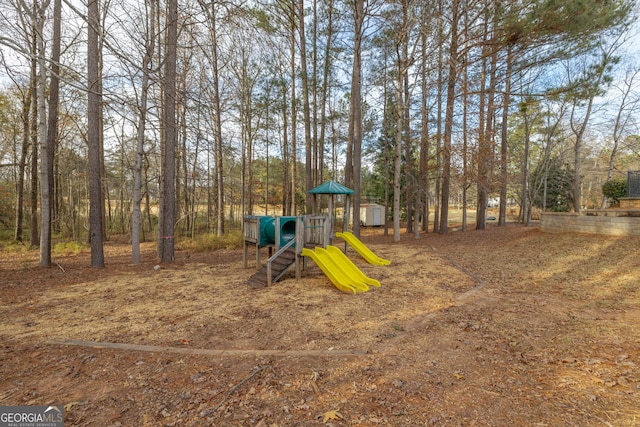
[540,211,640,236]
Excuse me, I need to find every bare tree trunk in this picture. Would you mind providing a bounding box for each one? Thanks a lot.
[482,33,498,219]
[45,0,61,239]
[419,7,430,234]
[281,80,290,215]
[195,0,224,234]
[521,104,531,226]
[499,46,513,226]
[403,29,412,235]
[87,0,105,267]
[15,85,32,242]
[349,0,364,236]
[433,0,443,233]
[462,51,469,232]
[289,5,297,216]
[132,0,155,264]
[212,22,225,235]
[22,6,39,247]
[299,0,313,214]
[244,84,252,218]
[439,0,459,234]
[36,0,51,267]
[160,0,177,261]
[382,55,391,237]
[318,0,335,189]
[312,0,318,192]
[188,119,200,236]
[29,54,38,247]
[177,98,186,236]
[460,6,470,232]
[475,17,489,231]
[393,56,403,242]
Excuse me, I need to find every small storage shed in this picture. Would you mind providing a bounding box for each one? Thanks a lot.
[360,203,383,227]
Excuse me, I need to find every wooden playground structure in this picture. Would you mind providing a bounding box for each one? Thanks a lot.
[243,181,390,292]
[243,214,331,287]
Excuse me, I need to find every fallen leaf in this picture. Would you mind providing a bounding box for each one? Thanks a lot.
[323,409,343,423]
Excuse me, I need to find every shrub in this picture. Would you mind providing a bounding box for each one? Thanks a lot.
[177,230,244,252]
[602,177,627,206]
[52,241,88,256]
[0,184,13,229]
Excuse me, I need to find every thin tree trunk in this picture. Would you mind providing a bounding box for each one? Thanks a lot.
[290,8,298,217]
[15,86,32,242]
[439,0,459,234]
[499,46,512,226]
[177,98,186,236]
[350,0,364,236]
[46,0,61,240]
[36,0,51,267]
[281,80,290,215]
[403,28,412,235]
[433,0,443,233]
[382,55,390,237]
[87,0,105,267]
[462,48,468,232]
[393,55,403,242]
[318,0,334,189]
[475,17,489,231]
[189,127,200,236]
[26,4,39,247]
[522,105,531,226]
[299,0,313,214]
[312,0,319,192]
[132,0,155,264]
[419,9,430,234]
[29,66,38,247]
[212,19,225,235]
[482,34,498,220]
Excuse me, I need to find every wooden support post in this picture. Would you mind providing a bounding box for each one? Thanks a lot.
[256,244,260,271]
[243,241,248,269]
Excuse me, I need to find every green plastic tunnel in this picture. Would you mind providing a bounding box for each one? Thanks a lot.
[258,216,297,247]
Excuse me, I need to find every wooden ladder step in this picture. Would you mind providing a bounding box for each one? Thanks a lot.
[247,249,296,287]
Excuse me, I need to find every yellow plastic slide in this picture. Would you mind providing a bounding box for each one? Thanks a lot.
[301,247,369,294]
[325,246,381,288]
[335,231,391,265]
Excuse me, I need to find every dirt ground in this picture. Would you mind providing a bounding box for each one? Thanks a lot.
[1,224,639,426]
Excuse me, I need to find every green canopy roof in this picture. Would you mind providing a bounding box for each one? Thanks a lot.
[309,180,354,195]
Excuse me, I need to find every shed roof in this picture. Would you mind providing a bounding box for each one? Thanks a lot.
[308,180,354,195]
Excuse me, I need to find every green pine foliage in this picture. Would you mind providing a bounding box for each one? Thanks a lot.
[510,0,633,43]
[532,158,575,212]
